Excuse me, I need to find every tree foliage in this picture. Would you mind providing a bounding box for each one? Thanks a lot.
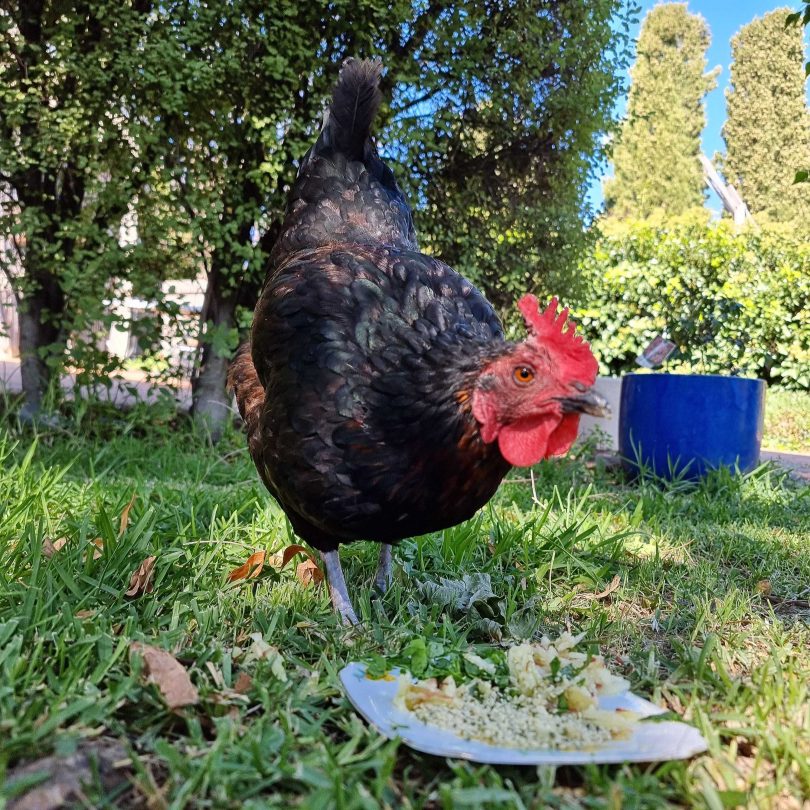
[0,1,635,430]
[604,3,718,220]
[578,222,810,390]
[384,0,637,314]
[721,8,810,223]
[0,1,163,417]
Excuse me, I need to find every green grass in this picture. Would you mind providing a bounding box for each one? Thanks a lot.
[0,403,808,808]
[764,388,810,453]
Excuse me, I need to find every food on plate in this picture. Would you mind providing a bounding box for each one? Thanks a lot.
[393,633,640,750]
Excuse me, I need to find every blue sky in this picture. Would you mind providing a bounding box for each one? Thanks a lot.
[590,0,809,212]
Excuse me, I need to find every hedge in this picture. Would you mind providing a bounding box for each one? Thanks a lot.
[574,222,810,390]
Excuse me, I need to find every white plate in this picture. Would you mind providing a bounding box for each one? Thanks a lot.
[340,662,708,765]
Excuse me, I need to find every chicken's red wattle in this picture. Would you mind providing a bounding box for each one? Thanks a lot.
[496,412,581,466]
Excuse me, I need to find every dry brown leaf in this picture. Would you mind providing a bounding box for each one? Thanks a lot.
[267,544,321,572]
[234,629,252,646]
[205,661,225,689]
[86,538,104,561]
[227,550,266,583]
[593,574,621,600]
[118,492,137,537]
[5,741,129,810]
[279,543,313,568]
[130,642,198,710]
[125,556,157,597]
[42,537,67,558]
[579,574,621,602]
[233,672,253,694]
[296,558,324,586]
[256,544,323,585]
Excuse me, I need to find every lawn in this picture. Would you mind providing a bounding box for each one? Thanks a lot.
[763,389,810,453]
[0,403,808,809]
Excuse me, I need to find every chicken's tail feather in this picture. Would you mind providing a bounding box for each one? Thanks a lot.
[227,343,264,444]
[327,58,382,160]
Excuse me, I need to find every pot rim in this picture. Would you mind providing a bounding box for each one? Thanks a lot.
[622,372,765,385]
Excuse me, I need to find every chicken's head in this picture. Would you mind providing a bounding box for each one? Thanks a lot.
[472,295,608,467]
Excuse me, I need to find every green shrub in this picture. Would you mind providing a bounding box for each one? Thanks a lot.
[575,222,810,390]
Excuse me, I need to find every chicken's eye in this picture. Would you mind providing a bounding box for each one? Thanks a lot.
[513,366,535,385]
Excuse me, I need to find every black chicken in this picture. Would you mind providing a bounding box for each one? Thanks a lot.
[229,60,607,624]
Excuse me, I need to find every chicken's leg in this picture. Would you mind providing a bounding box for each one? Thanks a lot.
[321,549,359,626]
[373,544,393,594]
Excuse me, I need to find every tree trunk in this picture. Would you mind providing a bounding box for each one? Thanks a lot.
[191,264,238,442]
[191,203,267,442]
[16,277,65,421]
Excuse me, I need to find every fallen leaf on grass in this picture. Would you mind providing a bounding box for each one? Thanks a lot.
[296,558,324,586]
[280,544,324,584]
[5,740,129,810]
[86,538,104,561]
[125,556,157,597]
[41,537,67,558]
[275,543,315,569]
[241,633,287,681]
[240,543,325,585]
[227,550,266,583]
[233,672,253,694]
[130,642,198,709]
[661,688,685,715]
[119,492,137,536]
[591,574,622,600]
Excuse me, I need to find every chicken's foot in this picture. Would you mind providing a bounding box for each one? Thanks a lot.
[321,549,359,626]
[373,544,393,594]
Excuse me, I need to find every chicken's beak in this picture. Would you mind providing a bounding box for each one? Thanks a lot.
[557,388,611,418]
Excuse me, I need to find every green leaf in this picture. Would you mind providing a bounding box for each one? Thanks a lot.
[364,655,389,680]
[401,638,428,677]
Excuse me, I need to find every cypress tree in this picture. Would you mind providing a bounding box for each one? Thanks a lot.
[722,9,810,224]
[605,3,718,219]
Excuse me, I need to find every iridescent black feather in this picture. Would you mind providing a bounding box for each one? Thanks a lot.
[327,58,383,160]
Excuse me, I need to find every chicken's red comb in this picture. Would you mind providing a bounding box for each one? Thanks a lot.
[517,294,598,383]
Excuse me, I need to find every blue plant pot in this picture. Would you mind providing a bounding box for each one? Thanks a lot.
[618,373,766,480]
